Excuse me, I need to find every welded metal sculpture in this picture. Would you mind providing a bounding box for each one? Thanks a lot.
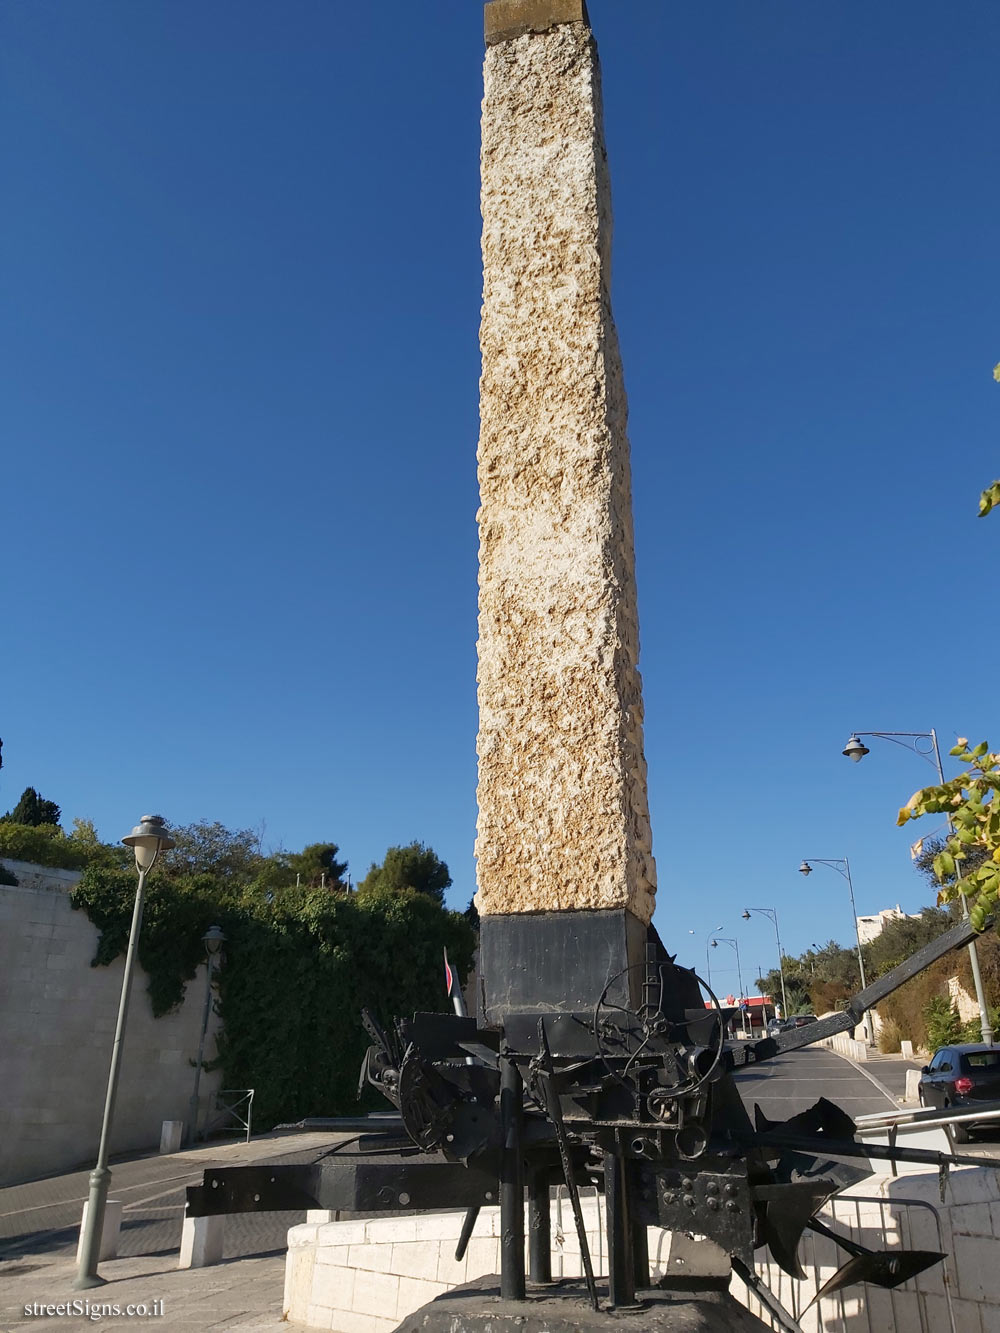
[188,913,985,1327]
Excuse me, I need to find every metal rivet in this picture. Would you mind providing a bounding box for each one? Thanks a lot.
[707,1197,719,1211]
[726,1201,739,1213]
[683,1194,695,1208]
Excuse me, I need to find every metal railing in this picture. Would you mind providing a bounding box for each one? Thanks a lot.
[742,1193,955,1333]
[206,1088,254,1143]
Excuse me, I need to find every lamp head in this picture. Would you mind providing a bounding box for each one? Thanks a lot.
[122,814,175,872]
[843,735,870,763]
[799,861,813,876]
[202,924,226,956]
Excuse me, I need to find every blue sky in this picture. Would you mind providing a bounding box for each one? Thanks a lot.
[3,0,998,984]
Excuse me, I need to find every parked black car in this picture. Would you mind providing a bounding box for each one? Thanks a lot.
[791,1014,818,1029]
[918,1044,1000,1141]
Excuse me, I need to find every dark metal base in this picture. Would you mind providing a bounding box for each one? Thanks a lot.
[393,1277,772,1332]
[478,909,649,1023]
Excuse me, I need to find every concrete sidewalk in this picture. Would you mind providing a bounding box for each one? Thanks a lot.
[860,1052,924,1102]
[0,1131,352,1332]
[1,1250,302,1332]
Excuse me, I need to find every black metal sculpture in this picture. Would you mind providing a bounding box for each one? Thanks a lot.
[188,909,986,1328]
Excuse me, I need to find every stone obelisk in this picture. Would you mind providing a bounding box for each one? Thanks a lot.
[476,1,657,1013]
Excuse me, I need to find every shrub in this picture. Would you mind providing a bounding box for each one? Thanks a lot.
[877,1018,902,1054]
[924,995,963,1051]
[0,822,90,870]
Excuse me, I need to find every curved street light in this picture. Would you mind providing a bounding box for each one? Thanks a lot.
[843,728,993,1045]
[76,815,175,1289]
[742,907,788,1018]
[799,857,871,1043]
[711,936,748,1035]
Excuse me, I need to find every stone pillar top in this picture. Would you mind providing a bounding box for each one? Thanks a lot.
[484,0,589,46]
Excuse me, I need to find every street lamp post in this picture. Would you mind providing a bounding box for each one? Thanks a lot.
[186,925,226,1148]
[75,815,175,1290]
[711,936,748,1035]
[843,730,994,1045]
[799,858,871,1043]
[742,907,788,1018]
[705,925,725,988]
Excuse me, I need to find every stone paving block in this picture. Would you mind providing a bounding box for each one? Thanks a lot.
[435,1241,468,1285]
[351,1268,400,1320]
[955,1233,1000,1303]
[390,1240,444,1280]
[461,1236,500,1278]
[396,1274,447,1320]
[952,1297,986,1333]
[953,1201,996,1236]
[349,1242,396,1274]
[316,1220,368,1246]
[410,1212,467,1241]
[330,1309,388,1333]
[365,1216,418,1244]
[306,1303,336,1330]
[311,1261,354,1312]
[315,1244,352,1266]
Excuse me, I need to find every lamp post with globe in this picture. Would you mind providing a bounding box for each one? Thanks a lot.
[75,815,175,1290]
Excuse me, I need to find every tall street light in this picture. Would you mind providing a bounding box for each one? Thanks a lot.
[843,729,993,1045]
[705,925,725,988]
[742,907,788,1018]
[186,925,226,1148]
[798,858,871,1043]
[711,936,748,1035]
[75,815,175,1290]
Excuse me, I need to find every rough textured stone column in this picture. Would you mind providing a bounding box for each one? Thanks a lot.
[475,0,656,926]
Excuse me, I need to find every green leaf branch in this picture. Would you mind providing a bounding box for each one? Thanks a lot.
[897,739,1000,931]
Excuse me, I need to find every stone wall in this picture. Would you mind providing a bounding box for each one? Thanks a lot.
[0,860,222,1185]
[283,1196,722,1332]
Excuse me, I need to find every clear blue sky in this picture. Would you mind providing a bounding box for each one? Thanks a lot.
[3,1,998,983]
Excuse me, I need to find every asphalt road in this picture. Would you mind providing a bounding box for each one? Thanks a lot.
[732,1044,897,1124]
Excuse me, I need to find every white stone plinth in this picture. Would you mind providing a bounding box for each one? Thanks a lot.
[160,1119,184,1154]
[76,1199,122,1263]
[179,1211,225,1268]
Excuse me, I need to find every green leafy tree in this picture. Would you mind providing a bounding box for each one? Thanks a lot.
[287,843,349,889]
[4,787,61,827]
[897,740,1000,929]
[359,842,452,906]
[162,821,265,886]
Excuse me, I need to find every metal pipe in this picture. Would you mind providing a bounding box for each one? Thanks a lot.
[604,1148,635,1308]
[527,1165,551,1284]
[499,1056,525,1301]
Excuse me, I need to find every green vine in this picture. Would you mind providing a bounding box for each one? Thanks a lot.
[70,868,475,1129]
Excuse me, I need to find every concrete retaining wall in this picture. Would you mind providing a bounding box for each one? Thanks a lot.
[283,1195,725,1332]
[0,860,222,1185]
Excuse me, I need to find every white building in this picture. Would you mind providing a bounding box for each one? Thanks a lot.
[856,904,919,947]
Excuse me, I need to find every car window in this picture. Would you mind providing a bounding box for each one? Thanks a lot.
[963,1052,1000,1070]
